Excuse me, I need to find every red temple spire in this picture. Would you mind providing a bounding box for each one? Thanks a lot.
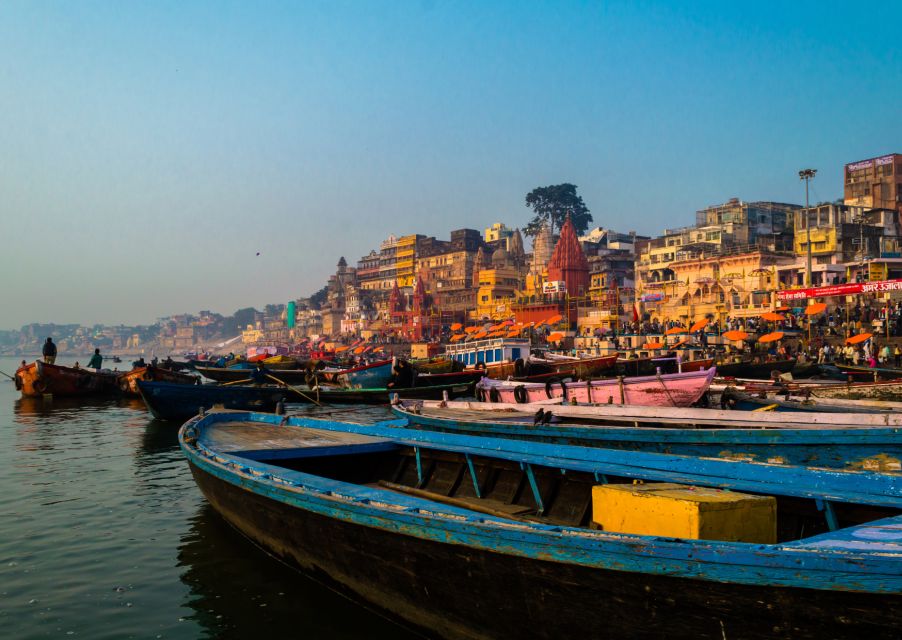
[546,216,589,296]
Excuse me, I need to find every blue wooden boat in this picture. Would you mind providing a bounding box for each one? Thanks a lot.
[181,410,902,639]
[137,381,287,421]
[337,359,394,388]
[719,387,895,413]
[390,399,902,471]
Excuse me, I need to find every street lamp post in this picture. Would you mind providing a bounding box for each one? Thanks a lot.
[799,168,817,287]
[799,168,817,348]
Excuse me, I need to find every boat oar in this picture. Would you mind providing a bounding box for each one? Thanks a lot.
[266,374,322,406]
[220,377,253,386]
[0,369,16,381]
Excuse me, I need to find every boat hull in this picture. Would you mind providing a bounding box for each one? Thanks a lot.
[117,366,198,396]
[137,381,287,421]
[392,404,902,470]
[196,366,312,385]
[189,459,902,640]
[15,361,120,397]
[478,369,714,406]
[716,359,796,379]
[297,381,477,405]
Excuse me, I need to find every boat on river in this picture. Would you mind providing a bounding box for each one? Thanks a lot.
[715,358,796,379]
[181,410,902,639]
[476,368,715,406]
[835,363,902,381]
[390,398,902,470]
[117,365,199,396]
[15,360,120,397]
[138,381,288,421]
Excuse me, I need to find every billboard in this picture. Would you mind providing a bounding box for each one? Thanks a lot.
[543,281,567,294]
[777,278,902,302]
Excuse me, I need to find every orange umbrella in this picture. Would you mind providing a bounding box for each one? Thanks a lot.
[846,332,873,345]
[472,330,488,339]
[373,347,384,353]
[760,312,785,322]
[774,306,790,312]
[545,314,564,325]
[758,331,785,343]
[805,302,827,316]
[335,345,350,353]
[665,327,687,335]
[500,320,515,326]
[723,330,749,341]
[353,346,366,354]
[450,322,463,331]
[643,341,665,349]
[464,326,479,334]
[449,334,464,342]
[689,319,708,333]
[506,329,520,338]
[671,338,691,348]
[547,332,565,342]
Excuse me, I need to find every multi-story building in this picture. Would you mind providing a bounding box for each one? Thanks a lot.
[416,228,485,318]
[473,248,523,320]
[636,199,799,307]
[844,154,902,214]
[356,250,381,290]
[777,204,901,288]
[643,248,794,323]
[484,222,514,251]
[395,234,426,288]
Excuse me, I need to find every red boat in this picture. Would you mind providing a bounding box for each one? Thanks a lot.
[15,361,120,397]
[117,365,199,397]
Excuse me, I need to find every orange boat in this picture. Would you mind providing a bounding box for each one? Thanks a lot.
[15,360,120,397]
[117,365,199,396]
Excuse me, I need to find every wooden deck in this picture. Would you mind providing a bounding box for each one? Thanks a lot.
[202,420,394,461]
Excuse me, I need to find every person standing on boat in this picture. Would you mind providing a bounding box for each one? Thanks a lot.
[87,348,103,370]
[250,360,270,385]
[42,337,57,364]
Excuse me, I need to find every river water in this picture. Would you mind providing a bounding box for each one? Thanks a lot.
[0,357,417,639]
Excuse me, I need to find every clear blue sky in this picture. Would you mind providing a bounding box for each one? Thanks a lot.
[1,1,899,329]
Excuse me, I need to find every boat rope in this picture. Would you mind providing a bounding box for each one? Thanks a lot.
[656,373,678,407]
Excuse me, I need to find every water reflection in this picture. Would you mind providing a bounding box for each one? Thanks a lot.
[177,504,419,639]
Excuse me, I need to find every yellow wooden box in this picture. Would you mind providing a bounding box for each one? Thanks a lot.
[592,483,776,543]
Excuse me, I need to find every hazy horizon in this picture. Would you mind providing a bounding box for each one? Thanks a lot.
[2,1,900,330]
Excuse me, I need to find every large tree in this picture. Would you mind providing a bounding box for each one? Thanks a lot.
[523,183,592,238]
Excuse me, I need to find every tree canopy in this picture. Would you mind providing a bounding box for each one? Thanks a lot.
[523,183,592,238]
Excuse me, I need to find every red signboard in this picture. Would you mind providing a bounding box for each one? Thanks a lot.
[777,279,902,302]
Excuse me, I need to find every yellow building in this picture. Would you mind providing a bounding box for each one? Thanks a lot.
[473,262,521,320]
[395,234,419,287]
[241,324,264,344]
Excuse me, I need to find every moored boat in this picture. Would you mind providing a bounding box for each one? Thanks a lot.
[476,368,715,406]
[15,360,120,397]
[716,358,796,379]
[835,363,902,381]
[117,365,199,396]
[391,398,902,470]
[181,410,902,639]
[137,380,288,421]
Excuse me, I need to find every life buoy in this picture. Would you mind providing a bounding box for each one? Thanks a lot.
[489,387,501,403]
[559,380,568,402]
[545,380,554,399]
[514,385,528,404]
[476,387,487,402]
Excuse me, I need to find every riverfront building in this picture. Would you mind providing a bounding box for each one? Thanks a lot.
[844,154,902,214]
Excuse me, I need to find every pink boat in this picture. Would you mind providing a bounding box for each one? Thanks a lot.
[476,368,715,407]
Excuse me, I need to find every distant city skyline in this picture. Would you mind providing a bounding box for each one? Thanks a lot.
[1,2,900,329]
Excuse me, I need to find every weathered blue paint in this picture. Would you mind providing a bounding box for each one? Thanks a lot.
[340,361,393,388]
[464,454,482,498]
[179,411,902,594]
[390,405,902,470]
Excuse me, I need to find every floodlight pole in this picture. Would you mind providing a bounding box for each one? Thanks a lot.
[799,168,817,349]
